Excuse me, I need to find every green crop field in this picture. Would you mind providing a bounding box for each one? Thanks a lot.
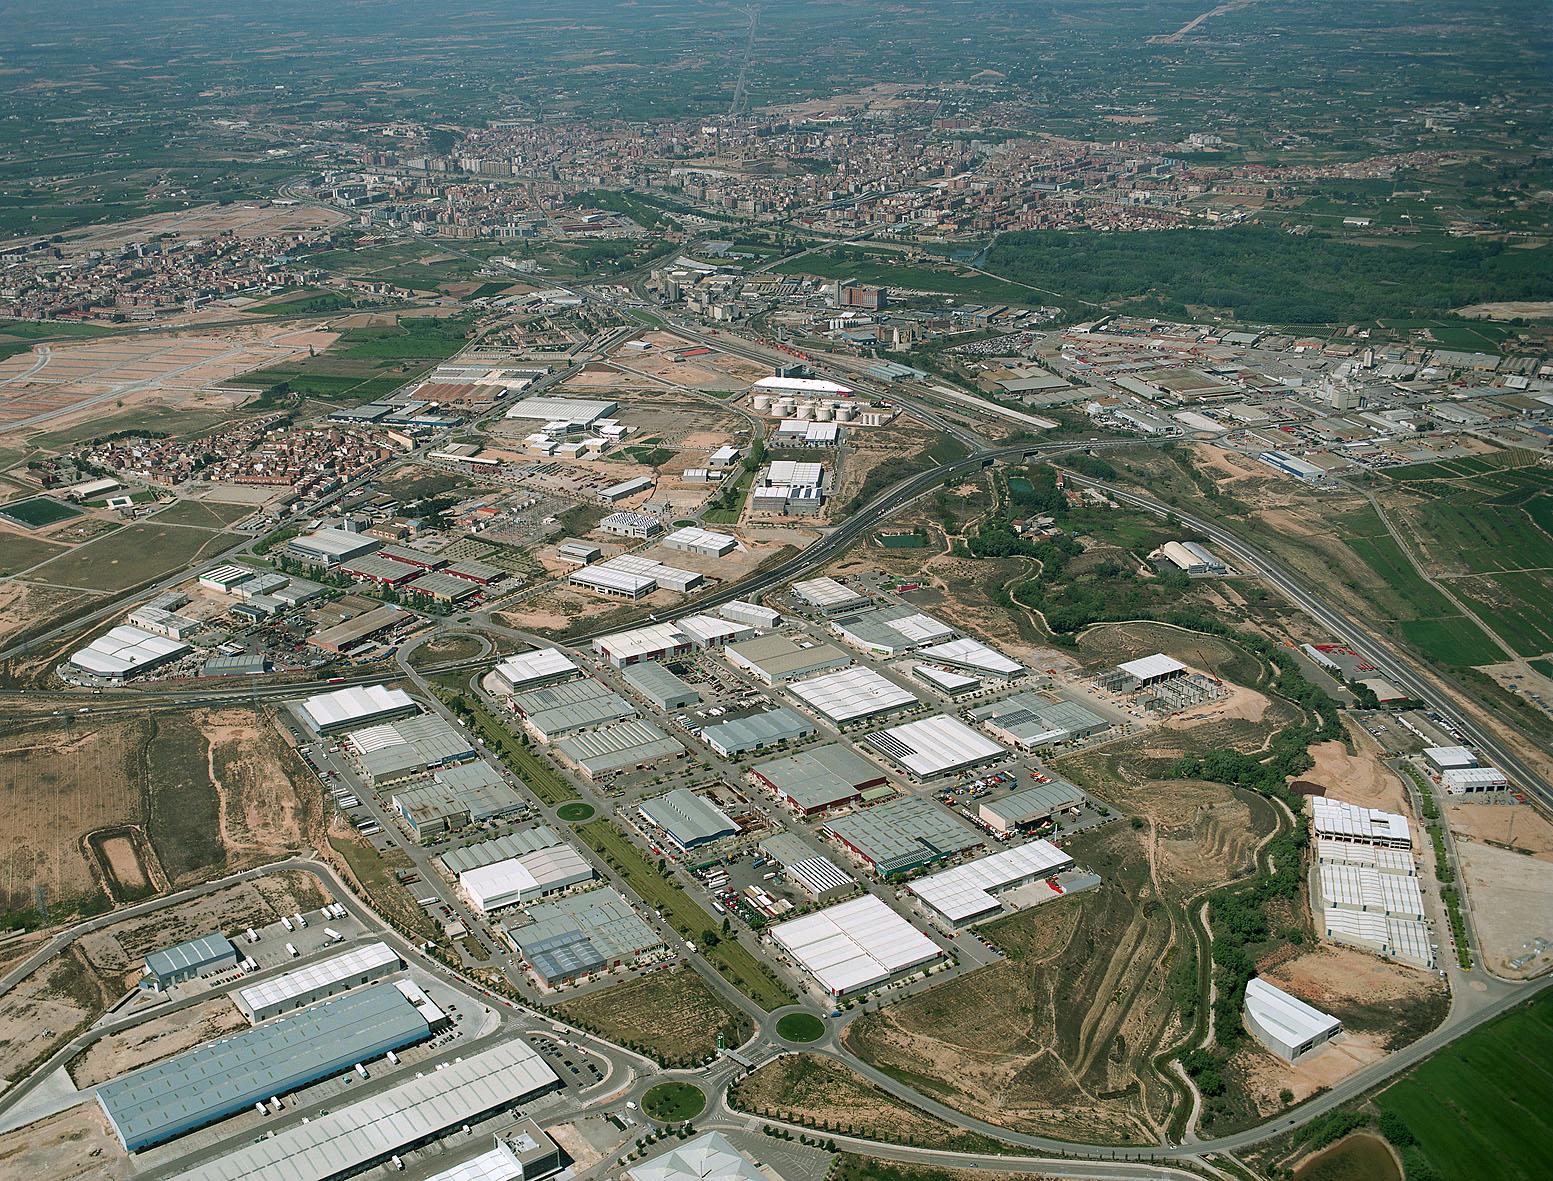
[230,315,472,405]
[1374,991,1553,1181]
[0,496,81,528]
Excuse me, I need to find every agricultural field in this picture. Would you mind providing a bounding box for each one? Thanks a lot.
[728,1053,1015,1155]
[19,520,235,593]
[228,313,472,405]
[0,708,316,920]
[1370,991,1553,1181]
[146,499,255,529]
[556,966,750,1066]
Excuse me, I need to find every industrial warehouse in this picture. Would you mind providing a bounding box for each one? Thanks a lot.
[1243,977,1343,1062]
[459,844,596,913]
[769,894,943,996]
[906,839,1075,924]
[749,743,890,814]
[506,887,664,986]
[979,780,1087,834]
[864,714,1008,779]
[786,664,920,724]
[234,942,403,1023]
[638,788,739,850]
[824,796,983,876]
[297,684,418,735]
[969,693,1111,750]
[168,1040,560,1181]
[99,984,432,1151]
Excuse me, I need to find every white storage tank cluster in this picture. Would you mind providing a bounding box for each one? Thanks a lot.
[753,393,774,412]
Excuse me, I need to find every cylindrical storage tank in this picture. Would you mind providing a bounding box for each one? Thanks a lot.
[793,402,813,420]
[773,398,795,416]
[813,405,834,421]
[752,393,773,412]
[835,404,857,421]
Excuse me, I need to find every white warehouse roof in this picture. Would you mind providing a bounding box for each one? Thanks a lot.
[1311,796,1412,846]
[1244,977,1341,1053]
[1118,653,1187,681]
[865,715,1007,779]
[906,839,1073,923]
[494,648,578,690]
[769,894,942,995]
[916,637,1025,678]
[69,624,189,678]
[235,942,400,1017]
[299,685,416,732]
[754,375,854,396]
[787,665,919,723]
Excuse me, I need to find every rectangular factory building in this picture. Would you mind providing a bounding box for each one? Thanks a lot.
[297,685,417,735]
[832,605,955,656]
[1115,653,1188,688]
[166,1040,560,1181]
[698,706,816,758]
[969,694,1110,750]
[507,887,664,987]
[638,788,738,850]
[622,661,700,710]
[787,665,919,724]
[504,396,616,425]
[824,796,982,876]
[749,743,889,815]
[99,984,430,1152]
[438,826,565,876]
[785,855,857,903]
[790,576,868,614]
[1244,977,1342,1063]
[915,637,1026,680]
[1310,797,1412,848]
[594,622,695,668]
[234,942,402,1024]
[599,510,662,538]
[461,845,595,913]
[907,839,1073,924]
[864,715,1007,780]
[979,781,1086,834]
[69,624,191,682]
[769,894,942,996]
[554,719,684,779]
[1442,766,1509,793]
[725,634,852,684]
[675,613,754,649]
[492,648,580,693]
[143,932,238,992]
[511,677,637,741]
[664,526,738,556]
[719,599,781,630]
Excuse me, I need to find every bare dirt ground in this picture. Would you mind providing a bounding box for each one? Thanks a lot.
[0,944,118,1089]
[1301,735,1410,814]
[197,707,313,866]
[1454,839,1553,978]
[1454,300,1553,320]
[21,202,344,259]
[1164,680,1270,729]
[0,581,86,645]
[98,836,149,893]
[1259,943,1446,1047]
[68,997,246,1088]
[0,1102,129,1181]
[1446,801,1553,860]
[1235,1030,1388,1111]
[0,322,336,437]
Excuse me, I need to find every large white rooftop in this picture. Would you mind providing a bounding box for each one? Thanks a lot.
[234,942,399,1016]
[790,576,865,608]
[754,375,854,396]
[69,624,189,678]
[299,684,416,732]
[168,1040,557,1181]
[593,622,691,662]
[1311,796,1412,846]
[864,714,1007,779]
[907,839,1073,923]
[493,648,578,689]
[1244,977,1341,1050]
[916,636,1025,677]
[769,894,942,995]
[1118,653,1187,681]
[787,665,919,723]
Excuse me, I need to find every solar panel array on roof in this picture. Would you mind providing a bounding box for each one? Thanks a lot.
[98,984,430,1152]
